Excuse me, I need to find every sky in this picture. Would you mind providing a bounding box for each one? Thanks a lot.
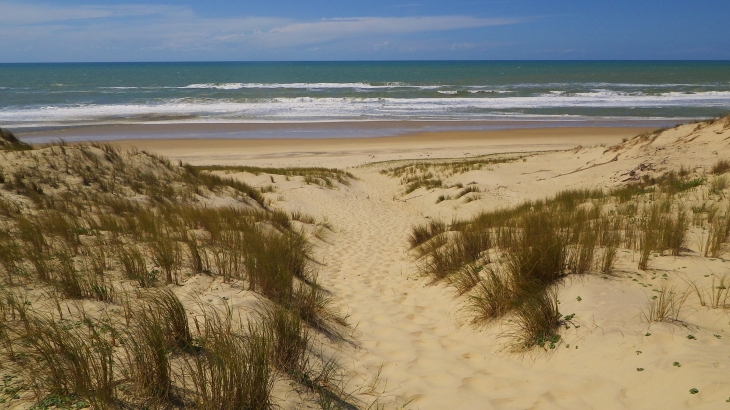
[1,0,729,62]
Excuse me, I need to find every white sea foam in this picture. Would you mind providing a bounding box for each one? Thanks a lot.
[2,91,729,127]
[179,82,435,90]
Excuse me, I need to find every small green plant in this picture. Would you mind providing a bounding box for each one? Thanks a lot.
[689,388,698,394]
[673,362,681,367]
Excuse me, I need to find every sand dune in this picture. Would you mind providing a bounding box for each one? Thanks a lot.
[2,120,729,409]
[175,119,730,409]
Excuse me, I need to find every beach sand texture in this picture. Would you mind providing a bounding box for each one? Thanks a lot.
[130,123,729,409]
[2,121,730,409]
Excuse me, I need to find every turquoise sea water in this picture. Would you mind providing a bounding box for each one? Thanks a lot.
[1,61,729,129]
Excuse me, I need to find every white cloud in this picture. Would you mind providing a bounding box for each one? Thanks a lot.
[255,16,520,47]
[0,1,526,60]
[0,3,189,24]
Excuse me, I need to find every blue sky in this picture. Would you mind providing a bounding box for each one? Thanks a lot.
[1,0,729,62]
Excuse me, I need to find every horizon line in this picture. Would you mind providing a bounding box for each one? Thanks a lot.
[1,59,730,65]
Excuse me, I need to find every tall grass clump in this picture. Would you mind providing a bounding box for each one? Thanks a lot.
[124,309,173,401]
[661,209,689,256]
[710,175,728,194]
[262,305,309,375]
[506,210,568,287]
[143,288,193,350]
[421,229,491,281]
[122,289,191,403]
[410,180,699,348]
[22,314,116,408]
[0,233,23,285]
[468,268,515,322]
[148,230,182,284]
[508,289,564,351]
[638,205,661,270]
[184,306,273,410]
[408,219,446,249]
[711,159,730,175]
[704,205,730,257]
[117,245,155,287]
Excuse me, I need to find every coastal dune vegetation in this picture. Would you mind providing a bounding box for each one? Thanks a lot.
[406,115,730,351]
[0,131,358,409]
[1,113,730,408]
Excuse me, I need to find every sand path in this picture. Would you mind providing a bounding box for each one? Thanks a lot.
[184,123,730,409]
[281,170,610,410]
[275,160,729,410]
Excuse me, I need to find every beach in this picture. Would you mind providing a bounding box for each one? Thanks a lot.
[50,125,653,168]
[2,61,730,409]
[101,122,728,408]
[2,1,730,406]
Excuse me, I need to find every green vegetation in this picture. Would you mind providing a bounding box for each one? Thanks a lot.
[408,168,726,349]
[0,143,355,409]
[191,165,355,188]
[381,152,529,195]
[0,127,32,152]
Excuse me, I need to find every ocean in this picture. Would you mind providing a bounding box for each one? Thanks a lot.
[1,61,730,134]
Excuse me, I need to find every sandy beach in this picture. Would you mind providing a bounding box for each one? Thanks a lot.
[2,120,730,409]
[115,123,730,408]
[3,4,730,408]
[105,126,650,168]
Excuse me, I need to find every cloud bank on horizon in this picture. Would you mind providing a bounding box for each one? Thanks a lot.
[0,0,728,62]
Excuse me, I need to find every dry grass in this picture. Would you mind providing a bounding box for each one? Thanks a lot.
[192,165,355,188]
[408,170,709,349]
[381,153,528,196]
[408,219,446,249]
[184,305,273,410]
[642,285,690,323]
[507,289,564,351]
[19,313,117,408]
[0,142,352,408]
[687,275,730,309]
[711,159,730,175]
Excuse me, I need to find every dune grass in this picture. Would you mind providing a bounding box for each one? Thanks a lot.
[184,305,274,410]
[711,159,730,175]
[409,172,709,349]
[21,313,117,408]
[642,285,690,323]
[381,153,528,195]
[191,165,355,188]
[0,142,354,408]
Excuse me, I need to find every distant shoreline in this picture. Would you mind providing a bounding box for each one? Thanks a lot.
[15,119,677,144]
[99,126,653,169]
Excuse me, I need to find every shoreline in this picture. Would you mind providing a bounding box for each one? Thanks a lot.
[103,126,652,168]
[14,119,675,145]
